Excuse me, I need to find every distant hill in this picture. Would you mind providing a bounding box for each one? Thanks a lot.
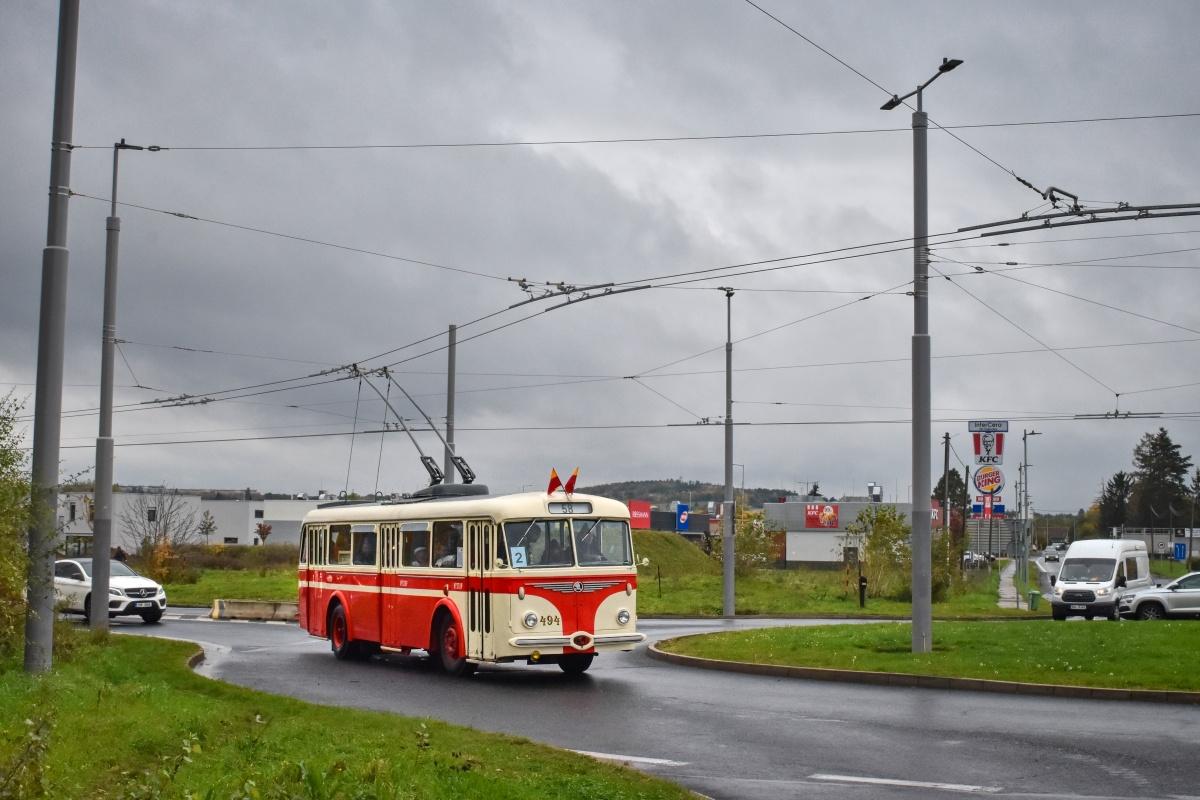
[577,479,792,510]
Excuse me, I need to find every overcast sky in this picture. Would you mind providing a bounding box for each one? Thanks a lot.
[3,1,1199,512]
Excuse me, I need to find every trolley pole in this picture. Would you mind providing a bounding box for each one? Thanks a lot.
[443,324,457,483]
[26,0,80,673]
[721,288,735,617]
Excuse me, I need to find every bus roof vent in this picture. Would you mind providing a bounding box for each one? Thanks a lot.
[410,483,490,499]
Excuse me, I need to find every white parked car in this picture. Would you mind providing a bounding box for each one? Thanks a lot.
[53,558,166,623]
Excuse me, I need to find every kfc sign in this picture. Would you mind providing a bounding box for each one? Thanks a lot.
[973,431,1005,465]
[805,503,839,529]
[628,500,651,530]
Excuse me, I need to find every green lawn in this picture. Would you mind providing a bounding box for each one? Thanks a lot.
[1149,558,1193,580]
[636,564,1036,618]
[163,568,296,606]
[0,633,690,799]
[659,620,1200,691]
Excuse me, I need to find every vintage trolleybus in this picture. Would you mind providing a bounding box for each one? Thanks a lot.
[298,484,645,675]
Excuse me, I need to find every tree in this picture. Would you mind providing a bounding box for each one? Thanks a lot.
[1097,471,1133,533]
[0,395,30,656]
[1130,428,1192,527]
[933,468,968,511]
[805,482,821,498]
[117,487,200,554]
[255,522,273,545]
[197,510,217,545]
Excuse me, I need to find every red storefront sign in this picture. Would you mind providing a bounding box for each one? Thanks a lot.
[805,503,839,528]
[628,500,651,530]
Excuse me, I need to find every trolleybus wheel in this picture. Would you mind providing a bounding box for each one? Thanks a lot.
[329,604,360,661]
[558,654,594,675]
[435,615,476,677]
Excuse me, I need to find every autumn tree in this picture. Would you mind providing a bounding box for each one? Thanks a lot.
[0,395,29,655]
[117,487,199,554]
[255,522,273,545]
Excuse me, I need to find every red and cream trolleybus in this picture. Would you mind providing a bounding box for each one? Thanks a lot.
[298,484,645,675]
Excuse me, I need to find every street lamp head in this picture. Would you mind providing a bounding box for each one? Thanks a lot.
[939,58,964,73]
[880,95,902,111]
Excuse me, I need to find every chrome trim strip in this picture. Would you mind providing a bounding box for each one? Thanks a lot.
[594,633,645,644]
[509,636,571,647]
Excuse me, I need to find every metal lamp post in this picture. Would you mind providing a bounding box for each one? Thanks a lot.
[881,57,962,654]
[91,140,158,631]
[720,287,735,617]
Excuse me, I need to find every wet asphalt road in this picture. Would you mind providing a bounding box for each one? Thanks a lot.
[119,613,1199,800]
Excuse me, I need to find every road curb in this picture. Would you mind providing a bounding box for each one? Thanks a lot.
[210,599,299,622]
[647,635,1200,705]
[186,647,206,670]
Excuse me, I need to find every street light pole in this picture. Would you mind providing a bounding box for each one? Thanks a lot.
[720,287,735,617]
[1022,430,1041,591]
[881,57,962,654]
[25,0,80,674]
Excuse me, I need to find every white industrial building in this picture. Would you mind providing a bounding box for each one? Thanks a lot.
[57,488,319,554]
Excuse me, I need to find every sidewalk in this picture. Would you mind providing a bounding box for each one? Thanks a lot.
[997,560,1021,609]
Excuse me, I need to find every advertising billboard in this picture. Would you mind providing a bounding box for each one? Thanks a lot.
[628,500,651,530]
[676,504,690,531]
[805,503,839,529]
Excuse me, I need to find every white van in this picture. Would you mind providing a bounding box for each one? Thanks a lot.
[1049,539,1151,620]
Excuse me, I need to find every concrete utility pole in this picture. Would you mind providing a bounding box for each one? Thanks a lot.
[91,139,155,632]
[442,324,457,483]
[881,57,962,653]
[941,433,951,535]
[26,0,80,673]
[720,287,735,617]
[1023,429,1041,587]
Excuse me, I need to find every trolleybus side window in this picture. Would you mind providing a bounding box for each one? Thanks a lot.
[298,527,308,566]
[330,525,352,565]
[572,519,633,566]
[432,521,463,569]
[351,525,377,566]
[401,522,431,567]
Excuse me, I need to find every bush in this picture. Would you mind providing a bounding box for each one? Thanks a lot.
[0,395,29,658]
[709,511,781,577]
[843,506,956,602]
[174,543,298,571]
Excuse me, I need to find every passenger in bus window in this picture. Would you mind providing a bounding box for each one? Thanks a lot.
[432,521,462,568]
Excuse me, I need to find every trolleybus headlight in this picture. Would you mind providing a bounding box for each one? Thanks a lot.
[522,611,538,629]
[616,608,631,626]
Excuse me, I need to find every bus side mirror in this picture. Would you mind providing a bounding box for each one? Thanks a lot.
[1116,575,1127,588]
[640,557,650,567]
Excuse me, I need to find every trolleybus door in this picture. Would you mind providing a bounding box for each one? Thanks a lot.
[304,524,327,635]
[465,519,496,661]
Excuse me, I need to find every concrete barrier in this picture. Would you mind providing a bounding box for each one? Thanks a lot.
[210,599,298,622]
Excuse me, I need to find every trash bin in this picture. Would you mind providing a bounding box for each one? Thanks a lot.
[1027,590,1041,611]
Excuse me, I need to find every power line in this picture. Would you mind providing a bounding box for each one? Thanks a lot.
[740,0,1047,200]
[68,113,1200,152]
[69,191,515,283]
[931,228,1200,250]
[929,263,1119,396]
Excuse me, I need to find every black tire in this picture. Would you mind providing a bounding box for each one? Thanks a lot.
[1051,606,1067,621]
[328,604,362,661]
[1084,615,1094,621]
[558,654,595,675]
[434,614,476,676]
[1137,602,1166,621]
[140,609,163,624]
[83,594,91,619]
[1107,606,1121,622]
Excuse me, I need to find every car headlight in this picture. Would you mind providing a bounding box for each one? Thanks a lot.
[108,587,125,596]
[1096,587,1111,597]
[522,611,538,629]
[616,609,631,626]
[1053,586,1064,596]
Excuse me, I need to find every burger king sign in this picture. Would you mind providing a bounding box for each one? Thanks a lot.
[973,466,1005,495]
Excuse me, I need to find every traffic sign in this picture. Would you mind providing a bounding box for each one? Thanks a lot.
[1175,542,1188,561]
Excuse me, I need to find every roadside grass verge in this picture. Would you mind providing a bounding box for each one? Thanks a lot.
[163,568,296,606]
[636,564,1036,619]
[0,633,690,799]
[658,620,1200,691]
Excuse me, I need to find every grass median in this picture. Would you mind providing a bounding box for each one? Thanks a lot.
[163,568,296,606]
[658,620,1200,692]
[0,632,690,799]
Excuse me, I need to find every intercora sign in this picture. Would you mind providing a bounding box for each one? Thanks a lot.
[973,466,1005,495]
[805,503,839,528]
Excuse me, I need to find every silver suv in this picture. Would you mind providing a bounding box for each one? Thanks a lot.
[1118,571,1200,620]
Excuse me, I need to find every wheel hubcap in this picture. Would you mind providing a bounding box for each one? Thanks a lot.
[443,625,458,659]
[333,616,346,646]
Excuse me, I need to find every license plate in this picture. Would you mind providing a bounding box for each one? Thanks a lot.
[1070,604,1087,610]
[134,601,152,608]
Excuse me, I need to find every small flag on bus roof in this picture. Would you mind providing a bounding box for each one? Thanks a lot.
[563,467,579,494]
[546,469,562,495]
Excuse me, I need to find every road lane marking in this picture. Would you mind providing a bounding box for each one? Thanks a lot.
[572,750,688,767]
[810,773,1001,794]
